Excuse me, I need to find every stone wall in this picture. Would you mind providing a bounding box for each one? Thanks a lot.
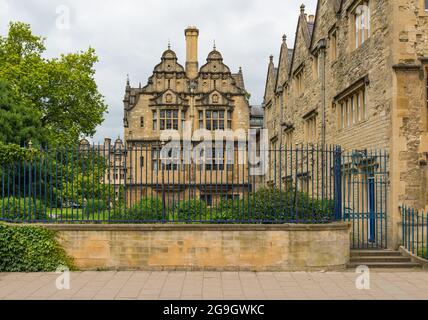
[264,0,428,248]
[46,223,351,271]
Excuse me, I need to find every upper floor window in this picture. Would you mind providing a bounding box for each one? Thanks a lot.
[284,129,294,149]
[294,68,304,96]
[352,1,371,49]
[227,110,232,129]
[159,110,178,130]
[198,110,232,130]
[152,110,157,130]
[181,111,186,130]
[206,110,225,130]
[304,114,318,144]
[338,85,367,130]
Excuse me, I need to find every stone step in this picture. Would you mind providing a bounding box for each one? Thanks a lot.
[350,256,412,263]
[351,250,402,257]
[347,262,421,269]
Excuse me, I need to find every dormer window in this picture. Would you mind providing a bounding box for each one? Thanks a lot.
[351,1,371,49]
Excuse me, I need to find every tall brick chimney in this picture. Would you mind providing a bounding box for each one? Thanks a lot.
[185,26,199,79]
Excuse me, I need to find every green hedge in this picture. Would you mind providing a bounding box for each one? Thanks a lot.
[0,197,47,221]
[0,223,75,272]
[247,187,335,223]
[170,199,208,222]
[83,199,108,216]
[111,197,164,222]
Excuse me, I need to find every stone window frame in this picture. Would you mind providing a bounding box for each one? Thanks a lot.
[328,26,338,63]
[347,0,371,51]
[303,110,318,144]
[283,126,294,149]
[198,109,232,130]
[420,0,428,15]
[293,65,305,97]
[335,77,368,131]
[152,108,187,132]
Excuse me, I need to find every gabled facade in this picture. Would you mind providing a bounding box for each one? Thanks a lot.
[263,0,428,248]
[122,26,251,205]
[124,27,249,145]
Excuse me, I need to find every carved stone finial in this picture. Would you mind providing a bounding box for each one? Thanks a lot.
[213,39,216,51]
[239,66,242,73]
[300,4,305,14]
[168,39,171,50]
[126,74,130,87]
[269,55,274,62]
[282,34,287,43]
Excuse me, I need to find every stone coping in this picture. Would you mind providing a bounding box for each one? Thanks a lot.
[28,222,351,232]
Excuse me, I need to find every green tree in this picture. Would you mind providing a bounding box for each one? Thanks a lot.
[0,22,108,146]
[0,80,46,145]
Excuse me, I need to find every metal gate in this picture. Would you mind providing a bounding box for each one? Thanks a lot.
[341,149,389,249]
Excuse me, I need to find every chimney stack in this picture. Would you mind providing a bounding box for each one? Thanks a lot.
[185,26,199,79]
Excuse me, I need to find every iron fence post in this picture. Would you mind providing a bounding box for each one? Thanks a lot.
[333,145,342,221]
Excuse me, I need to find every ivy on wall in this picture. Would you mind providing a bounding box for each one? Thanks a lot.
[0,223,75,272]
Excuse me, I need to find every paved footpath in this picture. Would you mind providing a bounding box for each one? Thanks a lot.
[0,270,428,300]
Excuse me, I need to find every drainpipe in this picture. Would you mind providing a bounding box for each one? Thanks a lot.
[277,87,284,148]
[319,39,327,147]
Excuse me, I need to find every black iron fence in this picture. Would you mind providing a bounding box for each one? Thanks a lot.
[0,144,345,224]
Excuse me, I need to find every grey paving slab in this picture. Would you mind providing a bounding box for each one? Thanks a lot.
[0,270,427,300]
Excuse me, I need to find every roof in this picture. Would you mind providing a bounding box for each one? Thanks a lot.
[250,106,264,117]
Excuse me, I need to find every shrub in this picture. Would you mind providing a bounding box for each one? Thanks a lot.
[212,199,250,223]
[171,199,208,222]
[249,187,335,223]
[0,223,75,272]
[83,199,108,216]
[111,197,165,222]
[0,197,47,221]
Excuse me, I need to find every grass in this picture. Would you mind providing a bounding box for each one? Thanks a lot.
[417,247,427,260]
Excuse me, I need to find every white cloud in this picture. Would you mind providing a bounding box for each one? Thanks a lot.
[1,0,317,142]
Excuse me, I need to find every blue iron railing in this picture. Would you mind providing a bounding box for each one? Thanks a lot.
[0,144,343,224]
[341,149,389,249]
[401,205,428,260]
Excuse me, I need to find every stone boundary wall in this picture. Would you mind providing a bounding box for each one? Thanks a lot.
[44,223,351,271]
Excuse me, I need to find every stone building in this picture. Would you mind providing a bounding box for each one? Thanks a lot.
[263,0,428,248]
[79,137,126,199]
[122,26,251,206]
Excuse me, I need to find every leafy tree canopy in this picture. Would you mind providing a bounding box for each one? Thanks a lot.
[0,22,108,146]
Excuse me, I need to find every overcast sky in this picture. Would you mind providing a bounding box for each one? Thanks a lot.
[0,0,317,142]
